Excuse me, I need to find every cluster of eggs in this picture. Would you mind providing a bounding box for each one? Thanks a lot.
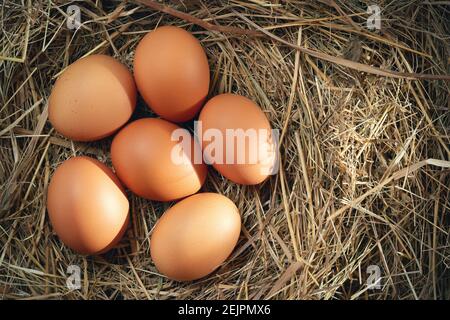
[47,26,275,281]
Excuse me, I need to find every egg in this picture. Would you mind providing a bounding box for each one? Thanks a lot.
[198,93,277,185]
[150,193,241,281]
[47,156,129,255]
[133,26,210,122]
[49,54,136,141]
[111,118,207,201]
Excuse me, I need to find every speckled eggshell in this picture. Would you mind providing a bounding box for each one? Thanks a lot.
[49,54,136,141]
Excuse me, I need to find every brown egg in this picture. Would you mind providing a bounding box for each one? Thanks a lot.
[47,156,129,255]
[198,94,277,185]
[49,54,136,141]
[111,118,207,201]
[150,193,241,281]
[133,26,210,122]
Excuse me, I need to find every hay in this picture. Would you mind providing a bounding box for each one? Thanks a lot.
[1,0,449,300]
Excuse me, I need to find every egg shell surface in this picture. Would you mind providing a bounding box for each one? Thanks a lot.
[150,193,241,281]
[111,118,207,201]
[133,26,210,122]
[198,93,276,185]
[48,54,136,141]
[47,156,129,255]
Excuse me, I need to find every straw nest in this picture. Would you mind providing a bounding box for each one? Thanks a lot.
[1,0,449,300]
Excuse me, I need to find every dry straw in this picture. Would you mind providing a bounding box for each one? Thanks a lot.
[0,0,449,299]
